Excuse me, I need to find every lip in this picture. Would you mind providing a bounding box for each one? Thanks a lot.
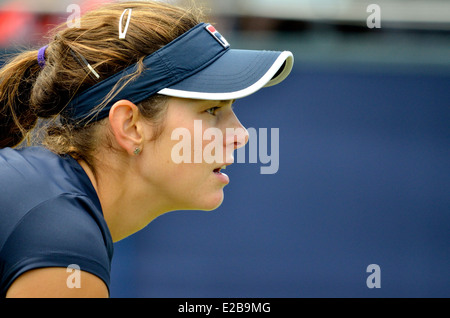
[213,164,232,184]
[214,170,230,184]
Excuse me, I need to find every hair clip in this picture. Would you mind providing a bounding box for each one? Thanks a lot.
[119,8,133,40]
[70,49,100,80]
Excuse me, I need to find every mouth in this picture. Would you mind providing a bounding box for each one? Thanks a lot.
[213,165,226,174]
[213,163,232,174]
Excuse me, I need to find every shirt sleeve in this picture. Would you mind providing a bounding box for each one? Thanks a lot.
[0,194,113,297]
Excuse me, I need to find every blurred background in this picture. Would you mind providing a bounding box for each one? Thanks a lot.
[1,0,449,297]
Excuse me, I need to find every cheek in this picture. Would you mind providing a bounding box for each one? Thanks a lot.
[163,163,225,211]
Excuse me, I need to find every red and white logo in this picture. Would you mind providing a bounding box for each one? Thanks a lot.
[205,24,230,48]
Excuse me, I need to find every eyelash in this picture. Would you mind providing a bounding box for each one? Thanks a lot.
[206,107,221,116]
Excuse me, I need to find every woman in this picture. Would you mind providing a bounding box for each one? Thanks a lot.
[0,1,293,297]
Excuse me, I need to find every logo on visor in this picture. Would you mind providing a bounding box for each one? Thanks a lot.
[205,24,230,49]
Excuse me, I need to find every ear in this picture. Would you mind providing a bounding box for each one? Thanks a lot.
[108,100,144,155]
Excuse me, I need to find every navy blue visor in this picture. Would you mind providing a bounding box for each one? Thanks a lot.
[62,22,294,124]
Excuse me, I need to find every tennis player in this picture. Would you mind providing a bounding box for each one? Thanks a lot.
[0,1,293,298]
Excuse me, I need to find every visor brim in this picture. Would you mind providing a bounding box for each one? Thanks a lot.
[158,49,294,100]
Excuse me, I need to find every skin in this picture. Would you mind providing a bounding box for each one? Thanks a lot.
[6,97,248,298]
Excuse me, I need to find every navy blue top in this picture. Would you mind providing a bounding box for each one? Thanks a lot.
[0,147,113,297]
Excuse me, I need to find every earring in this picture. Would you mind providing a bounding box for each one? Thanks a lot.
[134,147,141,156]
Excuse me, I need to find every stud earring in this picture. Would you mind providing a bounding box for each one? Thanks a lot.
[134,147,141,156]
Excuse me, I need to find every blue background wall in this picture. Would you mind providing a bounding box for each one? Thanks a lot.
[110,63,450,298]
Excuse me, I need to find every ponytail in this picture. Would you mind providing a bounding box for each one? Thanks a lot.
[0,51,41,148]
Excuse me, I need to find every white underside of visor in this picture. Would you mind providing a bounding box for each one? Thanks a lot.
[158,51,294,100]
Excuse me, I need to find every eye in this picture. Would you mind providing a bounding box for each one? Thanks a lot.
[206,106,221,116]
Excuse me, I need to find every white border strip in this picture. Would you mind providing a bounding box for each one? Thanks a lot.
[158,51,294,100]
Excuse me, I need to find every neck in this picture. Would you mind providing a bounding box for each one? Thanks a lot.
[77,159,169,243]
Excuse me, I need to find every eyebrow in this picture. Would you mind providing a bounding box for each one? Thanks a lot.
[221,99,236,105]
[215,100,235,105]
[198,99,236,107]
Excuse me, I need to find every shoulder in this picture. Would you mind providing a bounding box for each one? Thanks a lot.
[0,146,86,185]
[0,147,113,297]
[0,147,85,210]
[5,193,113,256]
[0,192,113,298]
[0,146,105,250]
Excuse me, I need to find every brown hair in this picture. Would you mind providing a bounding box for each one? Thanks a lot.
[0,0,204,166]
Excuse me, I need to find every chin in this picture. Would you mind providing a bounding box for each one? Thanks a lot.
[192,191,225,212]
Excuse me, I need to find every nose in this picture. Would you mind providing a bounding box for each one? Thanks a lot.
[232,125,249,151]
[224,115,249,161]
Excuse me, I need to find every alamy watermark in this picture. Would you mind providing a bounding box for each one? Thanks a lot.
[366,264,381,288]
[66,4,81,29]
[66,264,81,289]
[61,2,382,173]
[367,4,382,29]
[171,121,280,175]
[68,4,382,30]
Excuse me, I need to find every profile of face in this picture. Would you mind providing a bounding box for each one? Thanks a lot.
[138,97,249,212]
